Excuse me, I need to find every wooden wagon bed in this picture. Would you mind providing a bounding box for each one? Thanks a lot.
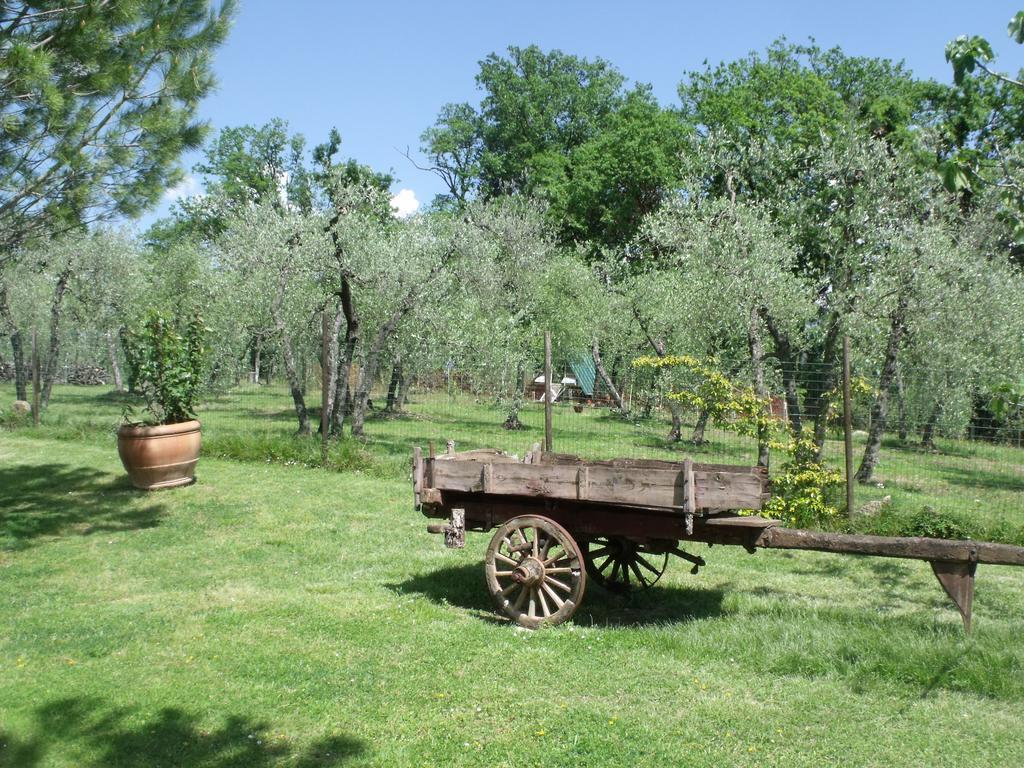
[414,443,1024,630]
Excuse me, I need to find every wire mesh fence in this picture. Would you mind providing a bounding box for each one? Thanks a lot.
[4,336,1023,538]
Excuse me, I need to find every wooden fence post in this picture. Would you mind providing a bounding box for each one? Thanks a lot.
[544,331,553,453]
[321,311,329,466]
[31,329,40,428]
[843,335,854,518]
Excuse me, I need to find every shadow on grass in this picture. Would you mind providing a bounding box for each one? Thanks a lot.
[0,697,365,767]
[82,389,139,406]
[0,464,166,549]
[938,464,1024,495]
[389,562,726,628]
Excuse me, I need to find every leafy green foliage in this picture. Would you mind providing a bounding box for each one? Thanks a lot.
[634,355,843,527]
[421,45,684,250]
[945,35,995,85]
[0,0,236,260]
[900,507,969,541]
[122,311,208,425]
[763,435,843,529]
[550,86,689,251]
[941,12,1024,243]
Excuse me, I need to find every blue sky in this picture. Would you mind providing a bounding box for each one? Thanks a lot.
[145,0,1021,227]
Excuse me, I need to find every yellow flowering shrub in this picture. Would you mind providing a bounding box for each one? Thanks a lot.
[633,355,843,528]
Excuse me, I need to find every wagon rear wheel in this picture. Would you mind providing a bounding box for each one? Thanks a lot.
[583,536,669,593]
[485,515,585,628]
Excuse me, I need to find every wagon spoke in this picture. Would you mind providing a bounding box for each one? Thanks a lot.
[513,584,529,611]
[541,580,565,608]
[544,575,571,593]
[495,552,518,567]
[629,560,647,587]
[635,554,660,575]
[540,536,553,560]
[537,587,551,617]
[543,550,567,567]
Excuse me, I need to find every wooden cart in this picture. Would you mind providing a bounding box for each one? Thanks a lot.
[414,443,1024,630]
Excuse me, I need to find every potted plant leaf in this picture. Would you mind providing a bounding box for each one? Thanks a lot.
[117,310,207,489]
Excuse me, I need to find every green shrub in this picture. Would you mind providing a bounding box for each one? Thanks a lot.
[901,507,969,540]
[202,433,380,474]
[122,311,207,425]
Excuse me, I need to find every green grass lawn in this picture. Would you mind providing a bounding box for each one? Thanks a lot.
[2,433,1024,766]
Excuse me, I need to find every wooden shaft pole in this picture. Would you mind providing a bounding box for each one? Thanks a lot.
[31,329,40,428]
[544,331,553,453]
[758,526,1024,567]
[843,335,854,518]
[321,311,329,466]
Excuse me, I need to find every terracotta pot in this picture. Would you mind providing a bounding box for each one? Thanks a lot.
[117,420,201,490]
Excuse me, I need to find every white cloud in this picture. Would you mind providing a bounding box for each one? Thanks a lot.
[389,188,420,218]
[162,173,200,203]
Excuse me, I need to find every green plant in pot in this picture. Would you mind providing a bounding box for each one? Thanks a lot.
[117,310,207,489]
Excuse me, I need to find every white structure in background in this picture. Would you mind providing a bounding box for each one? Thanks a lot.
[529,373,579,402]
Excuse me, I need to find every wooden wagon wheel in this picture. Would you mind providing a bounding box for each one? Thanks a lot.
[484,515,586,628]
[583,536,669,593]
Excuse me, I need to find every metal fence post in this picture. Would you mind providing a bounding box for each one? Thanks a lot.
[843,335,854,518]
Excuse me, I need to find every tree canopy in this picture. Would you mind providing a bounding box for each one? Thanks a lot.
[0,0,236,261]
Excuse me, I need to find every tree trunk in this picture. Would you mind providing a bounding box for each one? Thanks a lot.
[384,355,403,413]
[350,248,454,437]
[0,279,27,400]
[106,331,123,392]
[350,334,389,437]
[666,404,683,443]
[691,408,710,444]
[252,338,260,384]
[855,292,909,482]
[591,338,627,414]
[895,368,907,442]
[270,265,309,435]
[748,306,770,468]
[811,325,841,458]
[502,361,526,430]
[630,308,684,443]
[318,298,344,435]
[761,308,803,435]
[921,402,941,449]
[396,370,413,410]
[41,268,71,407]
[331,275,359,435]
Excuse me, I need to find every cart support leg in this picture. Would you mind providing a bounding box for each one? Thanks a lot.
[930,560,976,633]
[670,547,706,575]
[426,508,465,549]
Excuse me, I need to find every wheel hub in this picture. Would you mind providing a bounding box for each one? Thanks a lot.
[511,556,545,586]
